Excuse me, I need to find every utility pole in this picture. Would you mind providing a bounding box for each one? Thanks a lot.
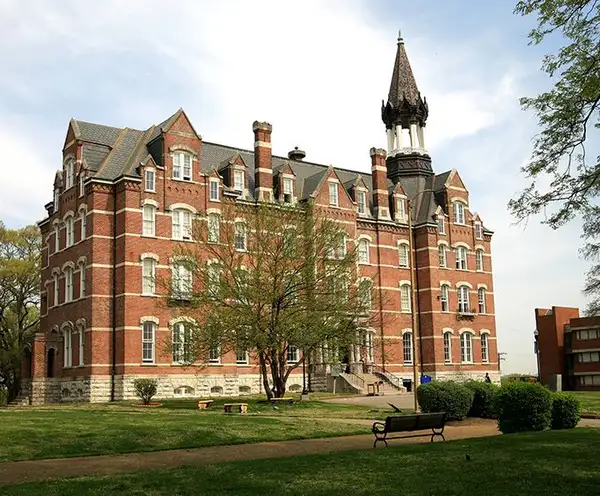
[407,198,420,413]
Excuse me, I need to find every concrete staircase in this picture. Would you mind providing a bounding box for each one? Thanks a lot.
[7,395,30,408]
[341,372,404,395]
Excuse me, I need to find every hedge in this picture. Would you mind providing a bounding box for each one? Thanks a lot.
[417,381,474,420]
[464,381,498,418]
[494,381,553,433]
[551,392,581,430]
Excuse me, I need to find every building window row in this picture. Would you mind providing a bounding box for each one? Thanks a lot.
[440,285,487,314]
[444,332,489,364]
[577,375,600,386]
[576,329,600,340]
[437,246,485,272]
[50,262,86,307]
[576,351,600,363]
[62,323,85,368]
[51,210,87,253]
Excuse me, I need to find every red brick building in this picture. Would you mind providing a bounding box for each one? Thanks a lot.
[535,306,600,390]
[24,34,499,403]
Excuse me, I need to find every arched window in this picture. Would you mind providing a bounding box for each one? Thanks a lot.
[399,243,410,268]
[173,151,193,181]
[142,258,156,295]
[53,273,59,306]
[481,333,489,363]
[207,213,220,243]
[478,288,486,313]
[460,332,473,363]
[458,286,470,313]
[358,239,370,264]
[476,249,484,271]
[453,201,466,224]
[400,284,411,313]
[438,245,447,267]
[65,216,74,247]
[403,332,413,364]
[440,285,450,312]
[172,321,192,363]
[455,246,468,270]
[443,332,452,363]
[79,172,86,197]
[172,209,192,240]
[54,222,60,251]
[80,210,87,240]
[143,205,156,237]
[79,261,86,298]
[64,267,73,302]
[78,324,85,366]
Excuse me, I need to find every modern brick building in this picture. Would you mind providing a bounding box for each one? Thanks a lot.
[23,34,499,403]
[534,306,600,390]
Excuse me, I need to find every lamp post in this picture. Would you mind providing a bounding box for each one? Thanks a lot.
[533,329,541,382]
[407,198,420,413]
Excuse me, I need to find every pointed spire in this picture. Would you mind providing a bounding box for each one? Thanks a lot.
[388,32,420,108]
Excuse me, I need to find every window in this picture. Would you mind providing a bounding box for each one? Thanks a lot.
[172,322,191,363]
[396,199,407,222]
[63,328,72,367]
[403,332,413,364]
[455,246,468,270]
[460,333,473,363]
[79,173,85,197]
[444,332,452,363]
[145,169,156,192]
[235,223,247,251]
[80,210,86,240]
[458,286,470,313]
[65,217,74,247]
[481,334,489,363]
[172,263,192,299]
[142,321,155,363]
[172,209,192,240]
[437,215,446,234]
[358,279,372,312]
[399,243,410,268]
[65,160,75,189]
[440,285,449,312]
[476,249,484,271]
[142,258,156,295]
[209,179,219,201]
[53,274,59,306]
[143,205,156,237]
[79,263,86,297]
[577,352,600,363]
[329,182,339,206]
[209,344,221,363]
[578,375,600,386]
[576,329,600,340]
[438,245,447,267]
[207,263,220,298]
[475,222,483,239]
[358,239,370,264]
[400,284,411,313]
[65,268,73,302]
[233,170,245,192]
[453,202,466,224]
[173,151,192,180]
[55,225,60,251]
[478,288,486,313]
[283,177,293,202]
[357,190,366,215]
[283,229,296,258]
[287,345,299,363]
[236,347,249,364]
[207,213,220,243]
[54,188,60,212]
[78,329,84,366]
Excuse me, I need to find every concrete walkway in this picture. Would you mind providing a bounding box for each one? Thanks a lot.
[0,419,499,486]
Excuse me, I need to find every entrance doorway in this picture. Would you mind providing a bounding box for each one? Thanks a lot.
[47,349,55,378]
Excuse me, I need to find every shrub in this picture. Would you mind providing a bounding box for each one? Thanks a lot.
[133,379,158,405]
[464,381,498,418]
[551,392,581,430]
[494,381,552,433]
[417,381,474,420]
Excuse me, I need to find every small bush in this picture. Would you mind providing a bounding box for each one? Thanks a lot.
[133,379,158,405]
[494,381,552,433]
[464,381,498,418]
[417,381,474,420]
[551,392,581,430]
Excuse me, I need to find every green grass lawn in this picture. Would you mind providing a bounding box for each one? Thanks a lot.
[0,397,390,462]
[572,391,600,415]
[2,429,599,495]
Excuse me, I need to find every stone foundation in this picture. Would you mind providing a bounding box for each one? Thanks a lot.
[431,370,501,384]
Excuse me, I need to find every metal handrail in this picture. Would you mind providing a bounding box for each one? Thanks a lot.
[341,371,365,390]
[371,365,403,390]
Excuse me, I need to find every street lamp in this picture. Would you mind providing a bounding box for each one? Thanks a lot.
[533,329,541,381]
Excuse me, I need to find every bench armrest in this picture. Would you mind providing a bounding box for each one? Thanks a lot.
[372,421,386,433]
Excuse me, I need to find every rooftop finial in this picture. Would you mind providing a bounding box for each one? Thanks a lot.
[397,29,404,44]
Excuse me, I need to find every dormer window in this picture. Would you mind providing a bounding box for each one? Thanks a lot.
[145,169,156,192]
[396,198,407,222]
[173,152,192,181]
[475,222,483,239]
[328,182,339,207]
[437,215,446,235]
[283,177,293,202]
[79,173,85,197]
[65,160,75,189]
[209,179,220,201]
[53,188,60,213]
[453,202,466,225]
[234,170,245,192]
[357,190,367,215]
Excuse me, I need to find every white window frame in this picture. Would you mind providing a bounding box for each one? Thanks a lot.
[357,190,367,215]
[79,173,85,197]
[476,249,484,272]
[143,205,156,237]
[53,274,59,306]
[287,345,299,363]
[65,268,73,302]
[396,198,407,222]
[458,286,470,313]
[172,209,192,240]
[172,263,192,299]
[399,243,410,268]
[79,262,86,297]
[209,179,220,201]
[236,347,249,364]
[364,331,374,363]
[63,329,72,368]
[233,169,245,192]
[209,344,221,364]
[456,246,468,270]
[78,328,84,366]
[460,332,473,363]
[207,263,220,298]
[328,182,339,207]
[440,285,449,312]
[142,321,156,363]
[172,322,191,364]
[403,332,413,364]
[283,177,293,197]
[235,222,247,251]
[145,169,156,192]
[438,245,447,267]
[437,215,446,234]
[54,225,60,251]
[65,217,74,247]
[478,288,486,314]
[443,332,452,363]
[54,188,60,212]
[358,239,370,264]
[475,222,483,239]
[173,151,193,181]
[80,210,86,240]
[65,160,75,189]
[142,258,156,296]
[400,284,411,313]
[207,213,220,243]
[453,202,466,225]
[481,333,489,363]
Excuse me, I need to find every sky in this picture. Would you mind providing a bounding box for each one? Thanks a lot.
[0,0,590,375]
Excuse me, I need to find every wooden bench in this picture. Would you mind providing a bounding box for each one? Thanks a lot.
[197,400,214,410]
[367,381,384,396]
[224,403,248,414]
[372,412,446,448]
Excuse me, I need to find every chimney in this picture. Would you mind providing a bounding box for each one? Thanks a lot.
[288,147,306,161]
[253,121,273,202]
[370,147,390,220]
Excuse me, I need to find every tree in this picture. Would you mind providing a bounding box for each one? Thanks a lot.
[0,222,41,402]
[509,1,600,313]
[162,201,377,399]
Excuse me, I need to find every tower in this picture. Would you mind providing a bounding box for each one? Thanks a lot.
[381,31,432,181]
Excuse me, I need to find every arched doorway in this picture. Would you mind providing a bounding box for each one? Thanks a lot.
[47,349,55,378]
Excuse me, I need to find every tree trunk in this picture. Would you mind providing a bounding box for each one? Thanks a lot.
[259,353,273,400]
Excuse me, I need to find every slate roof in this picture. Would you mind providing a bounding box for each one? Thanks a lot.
[387,37,421,108]
[68,112,457,227]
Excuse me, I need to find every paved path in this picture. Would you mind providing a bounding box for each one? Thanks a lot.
[321,393,415,410]
[0,419,499,486]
